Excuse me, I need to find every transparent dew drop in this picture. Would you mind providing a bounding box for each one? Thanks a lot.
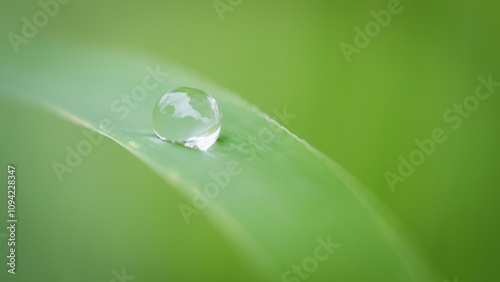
[152,87,222,151]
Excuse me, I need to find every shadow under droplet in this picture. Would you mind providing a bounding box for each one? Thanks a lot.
[215,135,227,145]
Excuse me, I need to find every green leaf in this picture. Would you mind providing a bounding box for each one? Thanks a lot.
[0,40,441,281]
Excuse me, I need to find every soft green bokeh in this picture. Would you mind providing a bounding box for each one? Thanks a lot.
[1,0,499,281]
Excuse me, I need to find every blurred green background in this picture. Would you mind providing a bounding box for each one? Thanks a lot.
[1,0,500,281]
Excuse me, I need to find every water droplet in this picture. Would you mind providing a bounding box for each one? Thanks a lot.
[153,87,222,150]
